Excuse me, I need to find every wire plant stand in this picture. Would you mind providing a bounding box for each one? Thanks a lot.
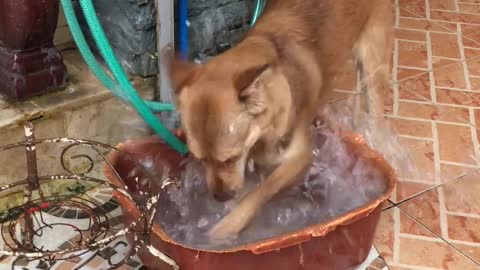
[0,122,172,270]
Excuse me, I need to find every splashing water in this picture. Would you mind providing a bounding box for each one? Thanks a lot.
[155,124,391,250]
[323,94,421,185]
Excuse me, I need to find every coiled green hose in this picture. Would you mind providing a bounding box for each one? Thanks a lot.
[61,0,175,113]
[60,0,266,154]
[61,0,187,154]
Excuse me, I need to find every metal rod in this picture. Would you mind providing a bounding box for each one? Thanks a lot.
[24,123,39,191]
[155,0,175,104]
[23,122,38,250]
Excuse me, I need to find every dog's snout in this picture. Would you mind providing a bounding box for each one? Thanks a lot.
[213,179,235,202]
[214,191,234,202]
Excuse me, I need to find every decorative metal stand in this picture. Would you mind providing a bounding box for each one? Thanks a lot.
[0,123,164,269]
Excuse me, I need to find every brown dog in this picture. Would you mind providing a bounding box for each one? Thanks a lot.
[168,0,392,241]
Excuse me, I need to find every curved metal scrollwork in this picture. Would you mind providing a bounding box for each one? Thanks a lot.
[0,123,166,270]
[60,143,95,176]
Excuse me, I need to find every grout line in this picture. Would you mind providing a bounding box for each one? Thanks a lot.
[393,39,400,116]
[387,114,471,127]
[399,233,443,242]
[430,8,480,16]
[396,65,429,71]
[432,121,442,186]
[469,108,480,165]
[432,120,449,242]
[447,210,480,219]
[425,0,431,19]
[435,86,480,93]
[432,55,461,61]
[440,160,480,168]
[389,263,443,270]
[433,18,480,27]
[395,0,400,28]
[434,101,480,111]
[390,190,397,205]
[385,114,430,123]
[396,38,426,44]
[395,98,439,105]
[450,239,480,248]
[457,24,473,91]
[398,207,480,267]
[464,46,480,50]
[396,25,455,35]
[397,177,436,185]
[398,134,434,141]
[437,186,450,239]
[399,13,480,26]
[426,32,437,103]
[398,98,462,106]
[454,0,460,12]
[399,98,480,112]
[393,207,401,264]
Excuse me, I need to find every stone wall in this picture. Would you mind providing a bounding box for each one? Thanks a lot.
[74,0,252,77]
[74,0,159,77]
[186,0,252,60]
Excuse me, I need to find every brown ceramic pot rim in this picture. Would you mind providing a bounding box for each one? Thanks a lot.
[110,131,396,255]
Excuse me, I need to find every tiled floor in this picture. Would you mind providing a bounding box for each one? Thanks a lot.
[367,0,480,269]
[3,0,480,269]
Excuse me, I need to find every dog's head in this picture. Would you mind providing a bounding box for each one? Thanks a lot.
[168,56,282,201]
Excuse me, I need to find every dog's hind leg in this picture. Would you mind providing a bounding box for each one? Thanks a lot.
[354,0,393,121]
[352,59,367,128]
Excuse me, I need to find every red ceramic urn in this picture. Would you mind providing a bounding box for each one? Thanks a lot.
[0,0,67,102]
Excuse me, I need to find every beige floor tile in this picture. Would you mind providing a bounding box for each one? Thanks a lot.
[398,170,480,266]
[375,207,480,269]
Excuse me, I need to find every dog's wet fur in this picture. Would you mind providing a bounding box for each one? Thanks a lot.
[168,0,393,241]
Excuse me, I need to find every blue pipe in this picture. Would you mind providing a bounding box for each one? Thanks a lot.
[178,0,189,59]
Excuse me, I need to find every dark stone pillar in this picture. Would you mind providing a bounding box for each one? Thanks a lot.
[0,0,67,102]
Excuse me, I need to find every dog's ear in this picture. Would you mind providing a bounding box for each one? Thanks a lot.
[167,56,198,93]
[234,64,270,116]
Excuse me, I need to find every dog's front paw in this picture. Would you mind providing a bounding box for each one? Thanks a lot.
[208,215,242,243]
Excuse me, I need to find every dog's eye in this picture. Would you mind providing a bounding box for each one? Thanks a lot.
[224,158,234,164]
[223,156,238,165]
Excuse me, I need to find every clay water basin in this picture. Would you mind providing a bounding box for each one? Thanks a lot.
[105,127,396,270]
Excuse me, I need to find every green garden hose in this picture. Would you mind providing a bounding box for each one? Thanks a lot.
[251,0,266,26]
[60,0,265,154]
[61,0,174,112]
[61,0,187,154]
